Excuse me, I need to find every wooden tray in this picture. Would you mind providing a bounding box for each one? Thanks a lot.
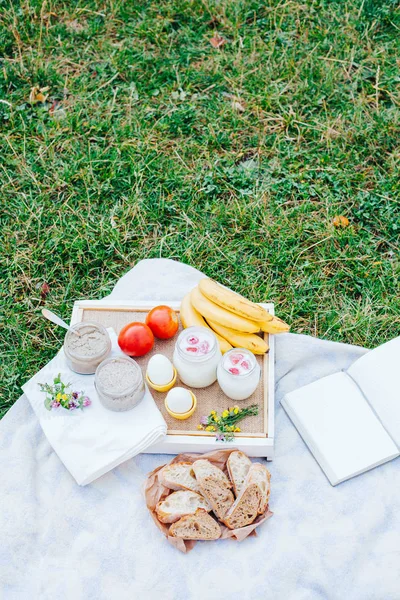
[71,300,275,458]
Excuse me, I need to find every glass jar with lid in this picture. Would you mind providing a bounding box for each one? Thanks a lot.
[95,356,146,412]
[172,326,221,388]
[217,348,261,400]
[64,322,112,375]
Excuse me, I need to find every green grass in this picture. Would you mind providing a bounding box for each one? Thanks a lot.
[1,0,399,416]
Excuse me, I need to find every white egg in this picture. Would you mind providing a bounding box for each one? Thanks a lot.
[166,387,193,414]
[147,354,174,386]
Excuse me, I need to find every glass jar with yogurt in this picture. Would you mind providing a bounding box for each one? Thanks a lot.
[64,322,112,375]
[173,326,221,388]
[95,356,146,412]
[217,348,261,401]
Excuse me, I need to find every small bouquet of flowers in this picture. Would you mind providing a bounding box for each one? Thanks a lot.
[198,404,259,441]
[38,374,91,411]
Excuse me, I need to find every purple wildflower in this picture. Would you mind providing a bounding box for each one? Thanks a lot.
[216,433,225,442]
[51,400,60,408]
[200,415,208,425]
[72,392,79,399]
[68,399,79,410]
[82,397,91,407]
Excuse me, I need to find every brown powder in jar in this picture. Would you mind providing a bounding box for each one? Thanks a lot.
[96,359,142,394]
[64,323,111,375]
[67,325,108,357]
[95,358,145,411]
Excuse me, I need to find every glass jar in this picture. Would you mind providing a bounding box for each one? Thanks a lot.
[217,348,261,401]
[172,326,221,388]
[64,322,112,375]
[95,356,145,412]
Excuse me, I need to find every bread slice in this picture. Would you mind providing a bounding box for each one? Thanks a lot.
[169,509,221,540]
[227,451,252,496]
[246,463,271,514]
[223,483,261,529]
[192,459,232,489]
[156,491,211,524]
[194,478,234,520]
[159,462,200,493]
[192,459,234,520]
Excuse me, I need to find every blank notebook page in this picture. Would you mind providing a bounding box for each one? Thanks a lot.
[347,336,400,447]
[282,372,399,485]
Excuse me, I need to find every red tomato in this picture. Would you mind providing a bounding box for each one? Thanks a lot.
[118,322,154,357]
[145,305,179,340]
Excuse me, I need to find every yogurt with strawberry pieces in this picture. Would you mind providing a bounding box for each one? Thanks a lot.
[217,348,261,400]
[173,326,221,388]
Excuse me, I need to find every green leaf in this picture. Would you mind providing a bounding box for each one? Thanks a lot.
[44,396,53,411]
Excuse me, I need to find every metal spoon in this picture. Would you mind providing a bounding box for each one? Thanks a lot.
[41,308,81,336]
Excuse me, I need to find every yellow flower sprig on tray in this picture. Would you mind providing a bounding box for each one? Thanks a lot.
[197,404,259,442]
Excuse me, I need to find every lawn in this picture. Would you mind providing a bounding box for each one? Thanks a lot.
[1,0,399,416]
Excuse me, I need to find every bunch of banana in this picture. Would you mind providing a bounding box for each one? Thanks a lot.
[179,278,290,355]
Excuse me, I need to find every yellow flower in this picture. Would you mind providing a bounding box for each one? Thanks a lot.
[213,415,219,422]
[234,408,239,414]
[197,425,204,430]
[206,425,216,432]
[61,394,68,401]
[229,407,234,412]
[210,410,216,415]
[56,393,62,400]
[235,427,241,433]
[222,410,229,418]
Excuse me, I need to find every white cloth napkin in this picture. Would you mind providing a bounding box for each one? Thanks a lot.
[22,329,167,485]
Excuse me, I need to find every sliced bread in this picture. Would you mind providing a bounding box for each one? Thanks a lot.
[223,483,261,529]
[245,463,271,514]
[156,491,211,524]
[169,509,221,540]
[227,450,252,496]
[192,459,232,489]
[159,462,200,493]
[196,477,235,520]
[192,459,234,520]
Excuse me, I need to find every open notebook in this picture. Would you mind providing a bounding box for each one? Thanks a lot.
[281,337,400,485]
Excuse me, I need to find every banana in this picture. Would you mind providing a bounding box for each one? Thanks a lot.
[190,286,261,334]
[207,320,269,355]
[259,316,290,334]
[199,278,272,323]
[180,292,206,329]
[180,292,232,354]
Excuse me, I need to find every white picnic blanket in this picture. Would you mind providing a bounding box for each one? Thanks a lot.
[1,259,399,600]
